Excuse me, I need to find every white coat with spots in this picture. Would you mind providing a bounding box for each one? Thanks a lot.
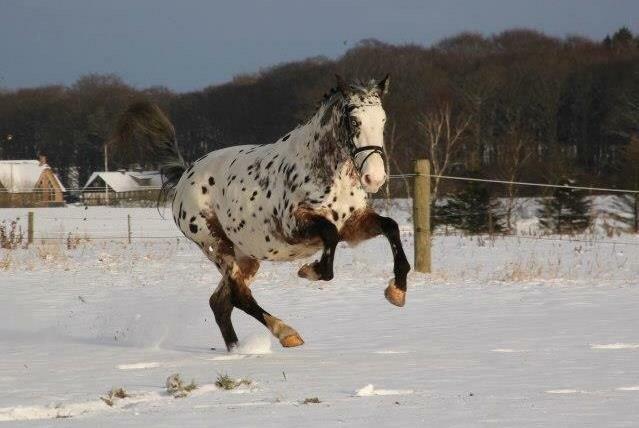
[112,76,410,351]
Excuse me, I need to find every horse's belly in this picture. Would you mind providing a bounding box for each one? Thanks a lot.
[234,236,322,261]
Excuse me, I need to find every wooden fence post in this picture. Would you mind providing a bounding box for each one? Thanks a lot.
[27,211,34,245]
[413,159,431,273]
[127,214,132,244]
[634,193,639,234]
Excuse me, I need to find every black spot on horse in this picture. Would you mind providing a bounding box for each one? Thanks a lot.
[201,186,208,194]
[265,236,270,242]
[266,190,272,198]
[349,206,355,212]
[189,223,198,234]
[331,210,339,221]
[209,177,215,186]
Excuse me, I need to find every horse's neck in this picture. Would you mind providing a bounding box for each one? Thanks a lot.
[289,101,352,185]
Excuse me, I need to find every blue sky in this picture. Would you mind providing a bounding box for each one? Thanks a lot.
[1,0,638,92]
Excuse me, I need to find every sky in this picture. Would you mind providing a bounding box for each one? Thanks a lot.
[1,0,638,93]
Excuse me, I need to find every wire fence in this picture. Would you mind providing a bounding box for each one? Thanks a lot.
[0,172,637,247]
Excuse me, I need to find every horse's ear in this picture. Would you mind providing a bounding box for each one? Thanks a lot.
[377,74,390,96]
[335,74,349,95]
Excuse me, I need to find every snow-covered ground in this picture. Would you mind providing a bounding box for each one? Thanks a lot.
[1,205,639,427]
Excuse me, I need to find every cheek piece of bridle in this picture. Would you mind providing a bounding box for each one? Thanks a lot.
[343,120,387,175]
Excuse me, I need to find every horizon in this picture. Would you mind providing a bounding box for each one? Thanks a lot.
[1,0,638,93]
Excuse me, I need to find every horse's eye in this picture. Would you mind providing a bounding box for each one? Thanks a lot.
[350,119,358,127]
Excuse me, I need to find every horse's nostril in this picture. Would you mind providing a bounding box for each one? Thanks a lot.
[363,174,372,185]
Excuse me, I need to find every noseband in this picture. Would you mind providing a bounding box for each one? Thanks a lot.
[350,145,386,174]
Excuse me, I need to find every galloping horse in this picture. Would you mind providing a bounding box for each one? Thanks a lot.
[111,75,410,350]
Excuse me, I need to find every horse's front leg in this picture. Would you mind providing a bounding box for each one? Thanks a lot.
[341,210,411,307]
[297,216,339,281]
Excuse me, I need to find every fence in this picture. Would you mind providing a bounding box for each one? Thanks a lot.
[2,160,639,274]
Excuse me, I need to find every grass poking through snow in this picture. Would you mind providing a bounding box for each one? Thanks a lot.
[166,373,197,398]
[215,373,252,390]
[100,387,130,407]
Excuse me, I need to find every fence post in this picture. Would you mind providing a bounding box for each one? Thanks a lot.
[413,159,431,273]
[127,214,132,244]
[27,211,34,245]
[634,193,639,234]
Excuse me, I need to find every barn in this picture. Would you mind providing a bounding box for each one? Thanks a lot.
[0,159,66,207]
[82,170,162,205]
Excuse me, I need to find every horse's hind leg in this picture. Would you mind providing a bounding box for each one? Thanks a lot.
[226,256,304,349]
[209,278,238,350]
[341,209,411,307]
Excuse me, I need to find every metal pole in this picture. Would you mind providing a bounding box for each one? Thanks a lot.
[413,159,431,273]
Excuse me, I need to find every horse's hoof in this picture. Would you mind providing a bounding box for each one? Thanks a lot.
[384,280,406,307]
[280,334,305,347]
[298,263,321,281]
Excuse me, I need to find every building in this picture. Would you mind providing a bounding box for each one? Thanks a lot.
[0,158,66,207]
[82,170,162,205]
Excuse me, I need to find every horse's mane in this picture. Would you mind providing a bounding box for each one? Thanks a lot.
[319,79,382,105]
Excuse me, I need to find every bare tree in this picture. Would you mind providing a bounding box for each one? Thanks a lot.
[493,125,534,231]
[418,102,473,201]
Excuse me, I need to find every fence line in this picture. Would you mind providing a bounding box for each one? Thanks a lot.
[389,173,639,194]
[23,231,639,247]
[0,175,637,195]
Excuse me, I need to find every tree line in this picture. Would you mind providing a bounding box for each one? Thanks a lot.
[0,27,638,198]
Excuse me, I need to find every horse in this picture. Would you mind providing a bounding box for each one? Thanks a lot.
[111,75,410,351]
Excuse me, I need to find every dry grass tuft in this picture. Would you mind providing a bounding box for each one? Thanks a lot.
[302,397,321,404]
[215,373,252,390]
[166,373,197,398]
[100,387,130,407]
[0,220,24,249]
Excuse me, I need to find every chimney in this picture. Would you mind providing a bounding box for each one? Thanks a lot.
[38,154,47,166]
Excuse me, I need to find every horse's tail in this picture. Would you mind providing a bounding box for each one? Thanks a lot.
[109,102,186,196]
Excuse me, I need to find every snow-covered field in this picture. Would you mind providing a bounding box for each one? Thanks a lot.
[1,205,639,427]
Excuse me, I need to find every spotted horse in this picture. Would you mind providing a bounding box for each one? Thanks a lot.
[110,75,410,350]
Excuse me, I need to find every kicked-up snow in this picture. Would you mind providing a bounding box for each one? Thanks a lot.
[1,205,639,426]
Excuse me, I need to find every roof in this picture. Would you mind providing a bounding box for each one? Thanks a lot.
[83,170,163,192]
[0,160,66,193]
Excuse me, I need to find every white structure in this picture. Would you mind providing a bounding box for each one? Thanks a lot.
[83,170,162,193]
[82,170,162,205]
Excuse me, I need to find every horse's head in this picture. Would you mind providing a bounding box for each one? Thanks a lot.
[335,74,390,193]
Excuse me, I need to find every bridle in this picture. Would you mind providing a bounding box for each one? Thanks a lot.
[350,145,386,175]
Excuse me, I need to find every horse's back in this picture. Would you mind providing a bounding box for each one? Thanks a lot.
[171,145,258,249]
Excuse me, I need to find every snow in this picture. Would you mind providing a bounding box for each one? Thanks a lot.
[1,205,639,426]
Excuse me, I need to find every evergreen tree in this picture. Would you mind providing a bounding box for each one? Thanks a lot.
[538,179,592,234]
[435,182,503,234]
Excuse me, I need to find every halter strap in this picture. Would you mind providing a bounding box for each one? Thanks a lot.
[351,145,386,173]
